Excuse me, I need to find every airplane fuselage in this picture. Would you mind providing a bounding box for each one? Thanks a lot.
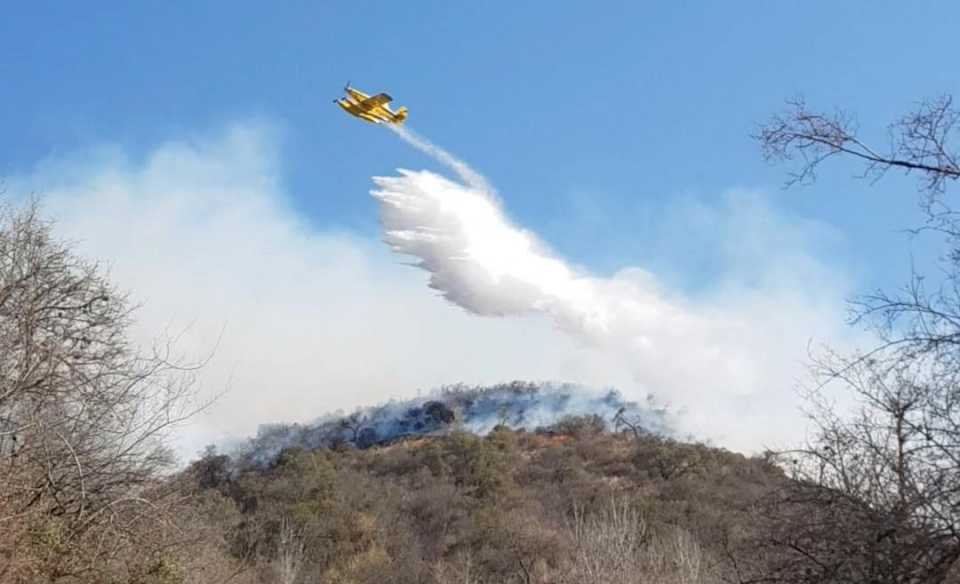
[335,86,407,125]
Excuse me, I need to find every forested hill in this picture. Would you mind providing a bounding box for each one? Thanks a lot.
[184,414,784,584]
[179,384,958,584]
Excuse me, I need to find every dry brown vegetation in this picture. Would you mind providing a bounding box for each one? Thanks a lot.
[183,423,780,584]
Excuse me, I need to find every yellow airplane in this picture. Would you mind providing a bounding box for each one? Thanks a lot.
[334,83,408,125]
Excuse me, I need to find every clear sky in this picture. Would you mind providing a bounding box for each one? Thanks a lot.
[3,2,958,454]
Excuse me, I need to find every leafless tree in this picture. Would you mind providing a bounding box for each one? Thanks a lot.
[273,516,305,584]
[0,200,207,578]
[737,354,960,584]
[750,95,960,583]
[757,95,960,204]
[559,499,715,584]
[757,95,960,366]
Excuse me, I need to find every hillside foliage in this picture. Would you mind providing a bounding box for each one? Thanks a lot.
[180,421,783,584]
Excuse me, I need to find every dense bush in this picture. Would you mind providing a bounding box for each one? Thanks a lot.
[176,420,788,583]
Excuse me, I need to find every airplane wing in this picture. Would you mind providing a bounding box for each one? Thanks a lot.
[345,86,371,102]
[359,93,393,109]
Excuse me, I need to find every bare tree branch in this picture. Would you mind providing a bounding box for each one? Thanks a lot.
[757,96,960,204]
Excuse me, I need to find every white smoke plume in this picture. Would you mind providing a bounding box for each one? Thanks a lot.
[376,126,859,448]
[12,122,860,457]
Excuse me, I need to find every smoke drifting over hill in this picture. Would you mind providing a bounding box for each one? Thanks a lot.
[373,126,857,448]
[22,123,858,456]
[239,381,664,466]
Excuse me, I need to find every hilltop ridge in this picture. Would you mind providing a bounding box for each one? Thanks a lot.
[233,381,670,466]
[183,398,783,583]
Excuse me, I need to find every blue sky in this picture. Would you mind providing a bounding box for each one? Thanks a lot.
[2,2,958,451]
[5,2,958,288]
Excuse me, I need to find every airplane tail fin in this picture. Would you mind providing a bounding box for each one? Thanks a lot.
[394,106,408,124]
